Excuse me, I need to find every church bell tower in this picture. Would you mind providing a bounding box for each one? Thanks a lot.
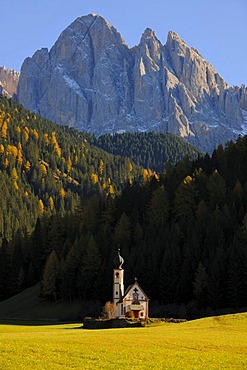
[113,248,124,317]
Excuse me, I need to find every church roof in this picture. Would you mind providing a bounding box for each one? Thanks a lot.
[118,280,149,303]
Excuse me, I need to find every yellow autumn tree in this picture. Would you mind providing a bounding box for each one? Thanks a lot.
[24,127,29,142]
[17,143,23,165]
[15,125,21,134]
[91,173,99,184]
[38,199,45,215]
[51,132,61,157]
[4,157,9,168]
[11,167,18,181]
[32,129,39,140]
[11,168,19,190]
[13,181,19,190]
[7,145,18,158]
[60,188,66,198]
[99,159,104,176]
[143,169,149,182]
[40,163,47,175]
[0,143,4,154]
[48,196,55,210]
[109,184,114,194]
[0,121,8,140]
[67,156,72,173]
[183,175,193,185]
[25,160,31,172]
[43,133,49,146]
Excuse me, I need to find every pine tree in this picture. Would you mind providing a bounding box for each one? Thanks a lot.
[78,235,102,300]
[42,250,59,301]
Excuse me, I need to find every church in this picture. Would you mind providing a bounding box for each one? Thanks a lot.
[113,249,149,319]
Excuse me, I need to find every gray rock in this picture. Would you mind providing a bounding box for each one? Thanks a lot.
[17,14,247,153]
[0,66,19,98]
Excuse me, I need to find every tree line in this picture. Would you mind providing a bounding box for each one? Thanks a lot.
[94,131,201,173]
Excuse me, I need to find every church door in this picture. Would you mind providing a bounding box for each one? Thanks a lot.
[133,310,139,319]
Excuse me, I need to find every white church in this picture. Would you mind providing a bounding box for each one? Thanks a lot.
[113,249,149,319]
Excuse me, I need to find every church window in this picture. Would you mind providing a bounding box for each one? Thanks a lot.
[133,292,139,301]
[115,272,119,278]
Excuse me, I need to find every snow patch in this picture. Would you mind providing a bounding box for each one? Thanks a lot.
[138,127,148,133]
[56,65,85,99]
[116,129,126,134]
[207,124,219,128]
[63,74,85,98]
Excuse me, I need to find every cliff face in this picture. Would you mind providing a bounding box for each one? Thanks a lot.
[0,67,19,98]
[17,14,247,153]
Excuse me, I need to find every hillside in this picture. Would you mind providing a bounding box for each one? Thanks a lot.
[94,131,201,172]
[0,95,143,241]
[1,129,247,313]
[0,284,97,321]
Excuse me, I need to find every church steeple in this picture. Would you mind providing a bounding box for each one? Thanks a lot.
[113,248,124,317]
[114,248,124,269]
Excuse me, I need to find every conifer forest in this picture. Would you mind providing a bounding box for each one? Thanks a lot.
[1,95,247,316]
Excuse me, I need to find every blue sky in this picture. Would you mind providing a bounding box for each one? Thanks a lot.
[1,0,246,86]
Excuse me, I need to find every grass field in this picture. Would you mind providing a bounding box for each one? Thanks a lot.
[0,313,247,369]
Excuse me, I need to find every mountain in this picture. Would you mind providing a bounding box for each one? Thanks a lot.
[17,14,247,153]
[0,66,19,98]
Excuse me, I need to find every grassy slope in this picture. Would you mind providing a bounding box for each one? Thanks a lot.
[0,314,247,369]
[0,284,98,322]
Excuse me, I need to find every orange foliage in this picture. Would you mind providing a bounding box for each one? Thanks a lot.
[7,145,18,158]
[38,199,45,215]
[51,132,62,157]
[43,133,49,145]
[60,188,66,198]
[91,173,99,184]
[25,160,31,172]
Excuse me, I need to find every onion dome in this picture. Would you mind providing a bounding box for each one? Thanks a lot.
[114,248,124,269]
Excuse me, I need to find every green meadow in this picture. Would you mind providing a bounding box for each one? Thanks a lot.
[0,313,247,369]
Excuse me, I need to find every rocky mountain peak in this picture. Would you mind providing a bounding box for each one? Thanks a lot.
[141,28,157,40]
[0,66,19,98]
[17,15,247,153]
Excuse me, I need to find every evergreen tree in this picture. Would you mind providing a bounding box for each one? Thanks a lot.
[42,250,59,301]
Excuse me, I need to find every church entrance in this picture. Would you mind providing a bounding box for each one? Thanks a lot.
[133,310,140,319]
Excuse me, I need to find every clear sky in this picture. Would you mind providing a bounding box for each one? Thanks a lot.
[1,0,246,86]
